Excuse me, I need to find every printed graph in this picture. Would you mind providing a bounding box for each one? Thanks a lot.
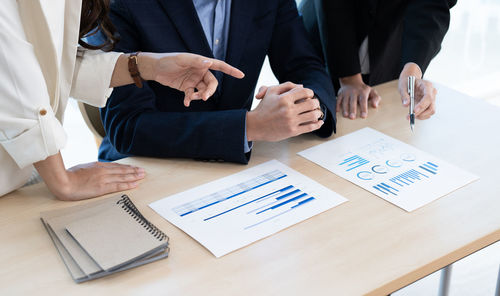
[372,162,440,197]
[173,170,286,217]
[244,197,315,230]
[172,168,321,232]
[200,183,317,230]
[298,127,479,212]
[373,183,400,196]
[357,171,373,180]
[203,185,297,221]
[419,162,439,175]
[151,160,348,257]
[390,168,430,187]
[339,155,370,171]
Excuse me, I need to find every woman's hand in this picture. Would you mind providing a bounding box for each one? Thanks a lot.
[398,63,437,120]
[112,52,245,107]
[150,53,245,107]
[34,153,145,201]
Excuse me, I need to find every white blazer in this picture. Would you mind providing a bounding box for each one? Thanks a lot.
[0,0,122,196]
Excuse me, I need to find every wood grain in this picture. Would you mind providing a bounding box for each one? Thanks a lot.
[1,81,499,295]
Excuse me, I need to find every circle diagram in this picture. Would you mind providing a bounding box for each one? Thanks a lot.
[386,159,402,168]
[357,171,373,180]
[400,153,416,162]
[371,165,388,174]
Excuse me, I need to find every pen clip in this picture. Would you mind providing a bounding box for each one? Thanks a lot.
[407,76,415,96]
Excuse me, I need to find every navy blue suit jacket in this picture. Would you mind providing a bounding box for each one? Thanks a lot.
[99,0,336,164]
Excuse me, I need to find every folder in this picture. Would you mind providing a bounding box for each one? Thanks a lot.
[41,194,169,283]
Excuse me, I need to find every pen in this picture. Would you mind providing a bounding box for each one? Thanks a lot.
[407,76,415,132]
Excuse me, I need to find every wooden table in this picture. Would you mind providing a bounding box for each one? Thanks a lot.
[1,81,499,295]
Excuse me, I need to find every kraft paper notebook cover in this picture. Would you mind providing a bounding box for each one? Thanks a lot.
[42,221,87,281]
[43,201,111,275]
[65,197,169,271]
[41,197,112,276]
[40,194,169,283]
[44,221,169,283]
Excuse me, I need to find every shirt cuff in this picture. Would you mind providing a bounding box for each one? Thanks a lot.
[244,115,253,153]
[0,107,67,169]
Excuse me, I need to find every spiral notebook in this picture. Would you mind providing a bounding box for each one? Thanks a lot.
[40,194,169,283]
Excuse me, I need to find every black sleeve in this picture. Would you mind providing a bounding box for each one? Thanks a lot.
[99,0,250,164]
[323,0,362,79]
[268,0,337,136]
[400,0,455,74]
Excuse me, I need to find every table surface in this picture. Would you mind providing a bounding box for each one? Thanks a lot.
[1,81,499,296]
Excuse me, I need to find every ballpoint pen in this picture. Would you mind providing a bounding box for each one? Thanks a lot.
[407,76,415,132]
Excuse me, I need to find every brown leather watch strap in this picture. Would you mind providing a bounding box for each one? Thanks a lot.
[128,52,143,88]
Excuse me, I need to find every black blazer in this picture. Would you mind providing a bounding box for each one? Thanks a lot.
[300,0,456,87]
[98,0,336,164]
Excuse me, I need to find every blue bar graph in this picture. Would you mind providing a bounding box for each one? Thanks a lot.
[385,163,439,191]
[427,162,438,168]
[247,188,303,214]
[203,185,296,221]
[380,182,399,192]
[339,155,370,171]
[291,197,315,208]
[419,161,438,175]
[173,170,287,217]
[244,197,316,230]
[373,185,389,195]
[373,183,398,196]
[389,169,429,188]
[256,193,308,214]
[275,189,301,200]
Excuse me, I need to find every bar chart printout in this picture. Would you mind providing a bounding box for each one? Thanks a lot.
[298,128,479,212]
[149,160,347,257]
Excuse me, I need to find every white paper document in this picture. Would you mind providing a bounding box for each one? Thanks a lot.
[298,128,479,212]
[149,160,347,257]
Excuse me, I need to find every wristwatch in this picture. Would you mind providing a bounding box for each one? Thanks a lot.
[313,95,326,120]
[128,52,144,88]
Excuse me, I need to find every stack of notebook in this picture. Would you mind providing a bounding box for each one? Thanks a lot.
[40,194,169,283]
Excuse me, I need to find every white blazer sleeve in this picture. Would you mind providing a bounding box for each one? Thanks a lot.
[70,48,122,107]
[0,2,66,169]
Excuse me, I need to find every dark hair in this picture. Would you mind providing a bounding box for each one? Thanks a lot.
[79,0,118,51]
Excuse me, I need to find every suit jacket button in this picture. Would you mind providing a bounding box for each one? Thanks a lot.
[39,109,47,116]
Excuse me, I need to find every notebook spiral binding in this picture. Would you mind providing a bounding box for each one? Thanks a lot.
[116,195,169,242]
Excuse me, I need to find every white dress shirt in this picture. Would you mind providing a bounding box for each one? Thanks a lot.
[192,0,252,153]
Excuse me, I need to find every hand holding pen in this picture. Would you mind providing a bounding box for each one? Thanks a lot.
[398,63,438,124]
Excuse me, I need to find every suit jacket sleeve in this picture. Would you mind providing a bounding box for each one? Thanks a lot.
[100,0,250,164]
[322,0,361,79]
[268,0,337,136]
[400,0,455,74]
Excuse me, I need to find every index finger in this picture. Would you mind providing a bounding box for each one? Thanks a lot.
[267,82,301,96]
[207,59,245,79]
